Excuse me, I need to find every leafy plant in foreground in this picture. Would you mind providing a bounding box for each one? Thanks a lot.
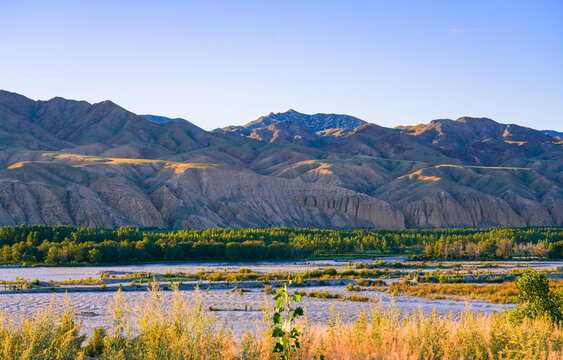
[271,281,306,360]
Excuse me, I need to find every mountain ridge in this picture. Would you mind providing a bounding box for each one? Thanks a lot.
[140,114,194,125]
[0,90,561,229]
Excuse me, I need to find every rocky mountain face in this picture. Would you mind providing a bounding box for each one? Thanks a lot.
[214,109,367,143]
[243,109,366,132]
[0,90,561,229]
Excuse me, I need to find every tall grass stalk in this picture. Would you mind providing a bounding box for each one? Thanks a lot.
[2,289,563,359]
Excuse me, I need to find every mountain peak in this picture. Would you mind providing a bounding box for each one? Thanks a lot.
[0,90,36,114]
[455,116,498,126]
[220,110,368,144]
[88,100,127,114]
[0,89,20,95]
[456,116,493,121]
[140,114,199,128]
[48,96,70,102]
[0,89,34,103]
[263,110,366,132]
[96,99,119,107]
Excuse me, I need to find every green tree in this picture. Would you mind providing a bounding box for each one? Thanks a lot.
[88,248,103,263]
[516,269,563,322]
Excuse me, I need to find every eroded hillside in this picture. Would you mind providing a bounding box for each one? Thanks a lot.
[0,90,561,228]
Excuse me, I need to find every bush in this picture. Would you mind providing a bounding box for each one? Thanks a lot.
[84,326,106,357]
[345,283,362,292]
[516,269,563,322]
[358,278,385,287]
[322,268,337,276]
[347,295,370,302]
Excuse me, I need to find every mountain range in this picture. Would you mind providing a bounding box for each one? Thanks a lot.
[0,89,561,229]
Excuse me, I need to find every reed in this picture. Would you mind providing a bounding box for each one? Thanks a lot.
[387,279,563,304]
[2,287,563,359]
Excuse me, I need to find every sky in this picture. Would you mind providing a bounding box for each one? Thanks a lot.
[0,1,562,131]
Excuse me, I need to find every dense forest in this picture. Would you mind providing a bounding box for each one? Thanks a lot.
[0,226,562,265]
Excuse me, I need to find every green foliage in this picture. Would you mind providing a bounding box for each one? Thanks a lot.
[271,282,306,360]
[345,283,362,292]
[322,268,337,276]
[0,225,561,265]
[84,326,106,357]
[516,269,563,322]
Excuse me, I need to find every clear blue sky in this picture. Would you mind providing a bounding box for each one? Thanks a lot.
[1,1,561,130]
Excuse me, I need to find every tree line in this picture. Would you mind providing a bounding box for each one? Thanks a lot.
[0,225,561,265]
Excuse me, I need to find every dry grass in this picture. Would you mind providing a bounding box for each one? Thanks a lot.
[292,305,563,360]
[2,288,563,359]
[9,151,220,173]
[387,280,563,304]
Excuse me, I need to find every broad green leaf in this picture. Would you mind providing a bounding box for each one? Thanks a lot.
[273,312,282,324]
[291,307,304,320]
[272,326,285,337]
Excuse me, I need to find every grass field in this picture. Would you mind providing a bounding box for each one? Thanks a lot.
[1,283,563,360]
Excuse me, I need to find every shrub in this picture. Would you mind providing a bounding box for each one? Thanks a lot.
[322,268,337,276]
[345,283,362,292]
[347,295,370,302]
[84,326,106,357]
[516,269,563,321]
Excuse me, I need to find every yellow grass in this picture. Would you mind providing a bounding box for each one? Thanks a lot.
[386,280,563,305]
[3,287,563,359]
[387,282,521,304]
[435,163,531,171]
[398,169,442,182]
[281,159,338,176]
[8,151,220,174]
[505,140,527,146]
[398,161,533,183]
